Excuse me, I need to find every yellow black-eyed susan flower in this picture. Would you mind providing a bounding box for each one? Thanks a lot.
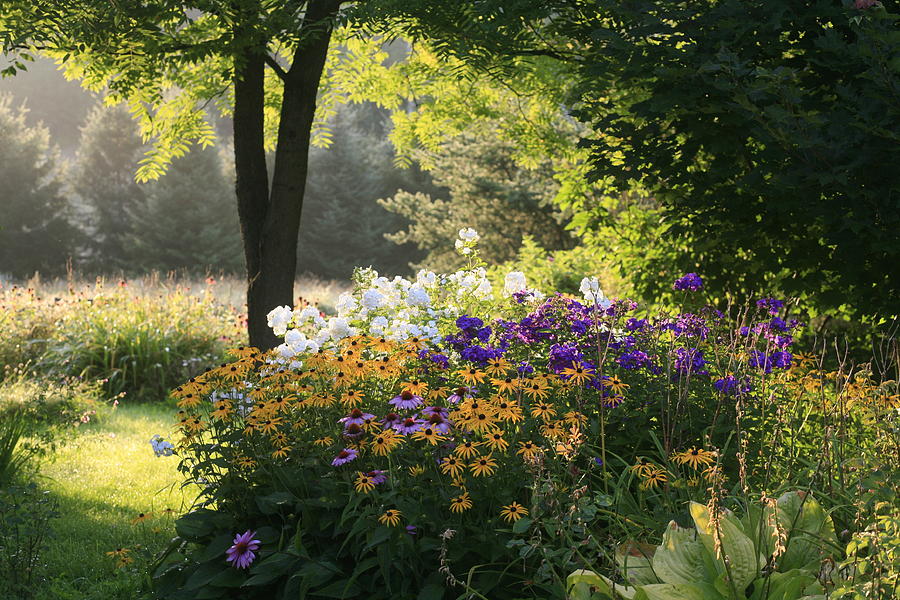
[500,502,528,523]
[378,509,402,526]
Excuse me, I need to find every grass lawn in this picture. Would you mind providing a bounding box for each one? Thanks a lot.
[35,402,193,600]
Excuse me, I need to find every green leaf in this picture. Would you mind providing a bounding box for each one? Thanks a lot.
[616,542,660,585]
[416,582,446,600]
[243,552,301,587]
[567,570,614,599]
[256,490,298,515]
[175,509,222,539]
[634,583,724,600]
[512,516,532,534]
[652,522,713,585]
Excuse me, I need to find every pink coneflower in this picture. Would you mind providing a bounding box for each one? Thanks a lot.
[447,386,476,404]
[225,530,260,569]
[382,412,403,428]
[394,417,424,435]
[426,413,452,435]
[339,408,375,427]
[331,448,358,466]
[366,470,388,485]
[342,423,365,439]
[421,405,449,420]
[389,390,423,410]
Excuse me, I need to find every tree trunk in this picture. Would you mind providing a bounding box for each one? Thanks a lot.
[233,1,341,350]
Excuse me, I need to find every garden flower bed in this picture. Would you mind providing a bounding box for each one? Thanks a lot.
[152,231,898,600]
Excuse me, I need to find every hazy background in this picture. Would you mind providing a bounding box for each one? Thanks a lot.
[0,57,574,284]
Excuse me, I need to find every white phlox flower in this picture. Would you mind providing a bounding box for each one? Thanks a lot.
[503,271,528,296]
[580,276,613,309]
[150,434,175,457]
[266,305,293,336]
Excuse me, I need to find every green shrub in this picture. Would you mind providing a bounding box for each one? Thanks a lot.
[0,483,60,599]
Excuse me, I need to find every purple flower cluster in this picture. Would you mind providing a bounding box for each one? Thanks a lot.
[748,350,792,373]
[444,315,505,365]
[674,347,708,375]
[756,298,784,316]
[714,375,753,396]
[673,273,703,292]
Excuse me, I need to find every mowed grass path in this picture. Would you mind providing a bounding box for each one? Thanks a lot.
[36,403,193,600]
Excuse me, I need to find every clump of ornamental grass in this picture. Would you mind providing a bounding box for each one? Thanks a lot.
[1,279,244,401]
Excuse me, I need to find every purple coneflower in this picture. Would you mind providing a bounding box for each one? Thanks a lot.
[225,530,260,569]
[381,412,403,428]
[342,423,365,439]
[389,390,424,410]
[331,448,358,466]
[366,470,388,485]
[394,417,424,435]
[421,405,449,420]
[339,408,375,427]
[426,413,452,435]
[447,386,476,404]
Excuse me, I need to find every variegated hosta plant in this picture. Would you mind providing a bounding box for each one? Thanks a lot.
[568,491,840,600]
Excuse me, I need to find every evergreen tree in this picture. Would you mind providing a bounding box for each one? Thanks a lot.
[298,103,432,279]
[70,102,146,269]
[379,121,574,272]
[0,94,80,277]
[124,144,243,273]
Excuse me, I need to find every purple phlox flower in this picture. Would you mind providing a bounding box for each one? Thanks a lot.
[381,412,403,428]
[516,361,534,376]
[625,318,648,332]
[673,273,704,292]
[405,525,418,536]
[366,470,388,485]
[389,390,424,410]
[394,417,424,435]
[512,289,538,304]
[748,350,773,373]
[593,457,604,467]
[447,386,476,404]
[617,349,652,370]
[419,350,449,369]
[339,408,375,427]
[608,335,636,351]
[456,315,484,331]
[756,298,784,316]
[548,343,584,374]
[331,448,358,466]
[663,313,710,339]
[674,347,708,375]
[421,405,449,420]
[475,326,492,343]
[714,375,753,396]
[459,344,503,365]
[225,530,261,569]
[770,350,792,369]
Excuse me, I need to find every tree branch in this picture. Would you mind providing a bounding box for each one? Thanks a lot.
[264,53,288,81]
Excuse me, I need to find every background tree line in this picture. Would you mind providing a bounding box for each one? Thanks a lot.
[1,65,573,281]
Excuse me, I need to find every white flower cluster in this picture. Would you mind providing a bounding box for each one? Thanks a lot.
[579,276,613,309]
[265,229,545,364]
[454,227,480,255]
[150,434,175,457]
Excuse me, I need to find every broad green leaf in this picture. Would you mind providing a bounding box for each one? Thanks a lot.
[616,542,660,585]
[652,521,713,585]
[567,570,613,599]
[634,582,724,600]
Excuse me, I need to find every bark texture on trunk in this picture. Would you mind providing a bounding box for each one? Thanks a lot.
[233,1,341,350]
